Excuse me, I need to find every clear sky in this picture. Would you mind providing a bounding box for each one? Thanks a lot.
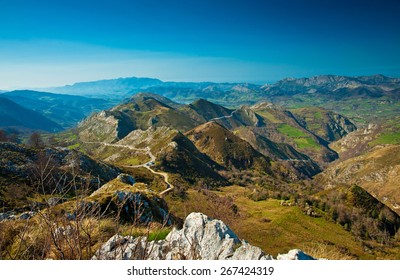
[0,0,399,88]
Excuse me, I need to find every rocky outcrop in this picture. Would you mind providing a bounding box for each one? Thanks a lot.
[234,106,265,127]
[116,174,135,185]
[88,177,175,225]
[330,123,379,161]
[0,211,35,221]
[315,144,400,214]
[93,212,315,260]
[78,111,122,143]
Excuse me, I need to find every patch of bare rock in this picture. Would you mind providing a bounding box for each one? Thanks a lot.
[93,212,315,260]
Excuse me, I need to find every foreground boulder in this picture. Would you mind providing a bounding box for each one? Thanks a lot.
[93,212,315,260]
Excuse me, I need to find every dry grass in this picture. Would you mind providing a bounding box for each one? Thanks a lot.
[0,213,172,260]
[1,181,172,260]
[166,186,399,259]
[319,144,400,215]
[300,242,356,260]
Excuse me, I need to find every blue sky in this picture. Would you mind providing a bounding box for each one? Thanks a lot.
[0,0,399,88]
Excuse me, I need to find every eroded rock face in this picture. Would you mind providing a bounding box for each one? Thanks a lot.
[93,212,314,260]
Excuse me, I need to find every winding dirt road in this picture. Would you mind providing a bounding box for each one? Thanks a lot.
[83,141,174,196]
[142,166,174,196]
[209,110,236,121]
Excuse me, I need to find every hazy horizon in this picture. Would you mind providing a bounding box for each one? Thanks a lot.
[4,72,400,92]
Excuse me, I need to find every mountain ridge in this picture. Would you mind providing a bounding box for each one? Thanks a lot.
[74,93,358,186]
[38,74,400,125]
[0,97,63,132]
[1,90,111,129]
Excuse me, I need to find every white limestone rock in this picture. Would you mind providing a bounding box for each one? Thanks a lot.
[277,249,315,260]
[93,212,313,260]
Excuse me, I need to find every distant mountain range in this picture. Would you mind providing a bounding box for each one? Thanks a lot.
[262,74,400,94]
[43,74,400,101]
[1,74,398,132]
[45,77,164,100]
[41,74,400,123]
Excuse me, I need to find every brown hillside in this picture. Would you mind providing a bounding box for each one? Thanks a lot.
[315,144,400,214]
[185,121,271,172]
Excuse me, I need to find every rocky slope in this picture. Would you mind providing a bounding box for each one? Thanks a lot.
[80,124,228,188]
[77,94,358,181]
[181,98,234,123]
[93,212,315,260]
[87,175,176,225]
[290,107,357,142]
[315,144,400,214]
[82,126,177,165]
[234,128,322,178]
[329,118,400,162]
[78,110,131,143]
[78,95,200,143]
[221,103,341,167]
[329,123,381,161]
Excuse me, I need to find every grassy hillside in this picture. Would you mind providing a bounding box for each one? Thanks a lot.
[185,122,271,172]
[0,97,63,132]
[246,104,339,165]
[181,98,233,123]
[0,178,175,260]
[290,107,357,142]
[1,90,111,128]
[0,142,120,211]
[157,132,228,188]
[166,186,400,259]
